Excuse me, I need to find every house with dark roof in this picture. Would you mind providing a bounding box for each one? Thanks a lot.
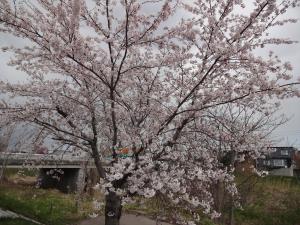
[257,147,298,177]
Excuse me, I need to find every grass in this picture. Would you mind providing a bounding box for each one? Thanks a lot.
[124,175,300,225]
[122,193,215,225]
[1,169,300,225]
[1,168,39,186]
[0,183,92,225]
[233,175,300,225]
[2,168,39,178]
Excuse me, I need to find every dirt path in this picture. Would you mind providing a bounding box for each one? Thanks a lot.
[78,214,171,225]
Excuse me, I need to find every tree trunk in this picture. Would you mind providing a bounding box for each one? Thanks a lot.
[105,191,122,225]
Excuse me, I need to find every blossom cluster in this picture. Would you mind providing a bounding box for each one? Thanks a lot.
[0,0,299,223]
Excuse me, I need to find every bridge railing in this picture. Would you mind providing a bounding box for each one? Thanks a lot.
[0,152,96,168]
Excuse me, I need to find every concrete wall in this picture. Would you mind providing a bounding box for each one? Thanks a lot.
[269,167,294,177]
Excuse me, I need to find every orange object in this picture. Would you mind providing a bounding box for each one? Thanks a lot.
[119,148,129,154]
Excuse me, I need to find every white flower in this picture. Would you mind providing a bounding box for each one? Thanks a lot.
[89,213,98,218]
[144,188,156,198]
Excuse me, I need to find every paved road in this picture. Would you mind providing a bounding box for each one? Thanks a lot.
[78,214,171,225]
[1,208,171,225]
[0,208,19,218]
[0,208,44,225]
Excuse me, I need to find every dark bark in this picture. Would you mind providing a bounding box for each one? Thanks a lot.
[91,143,106,179]
[105,191,122,225]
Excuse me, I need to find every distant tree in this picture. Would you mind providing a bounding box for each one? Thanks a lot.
[0,136,8,152]
[0,126,14,152]
[0,125,14,181]
[0,1,299,225]
[34,145,48,154]
[205,104,287,225]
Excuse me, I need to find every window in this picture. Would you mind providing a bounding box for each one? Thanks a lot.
[280,150,289,156]
[273,159,285,167]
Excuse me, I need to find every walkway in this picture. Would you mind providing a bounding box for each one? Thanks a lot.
[78,214,171,225]
[0,208,19,218]
[0,208,45,225]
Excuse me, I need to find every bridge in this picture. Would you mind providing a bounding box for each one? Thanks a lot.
[0,152,98,193]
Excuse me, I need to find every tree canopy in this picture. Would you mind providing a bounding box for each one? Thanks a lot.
[0,0,299,224]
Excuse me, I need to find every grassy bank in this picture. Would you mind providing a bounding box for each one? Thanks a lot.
[1,169,300,225]
[0,183,92,225]
[234,175,300,225]
[122,175,300,225]
[0,218,37,225]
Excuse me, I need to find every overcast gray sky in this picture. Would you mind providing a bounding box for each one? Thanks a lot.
[0,2,300,147]
[264,7,300,147]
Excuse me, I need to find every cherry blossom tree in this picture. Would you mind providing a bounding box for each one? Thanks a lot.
[205,104,287,224]
[0,125,15,181]
[0,0,299,225]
